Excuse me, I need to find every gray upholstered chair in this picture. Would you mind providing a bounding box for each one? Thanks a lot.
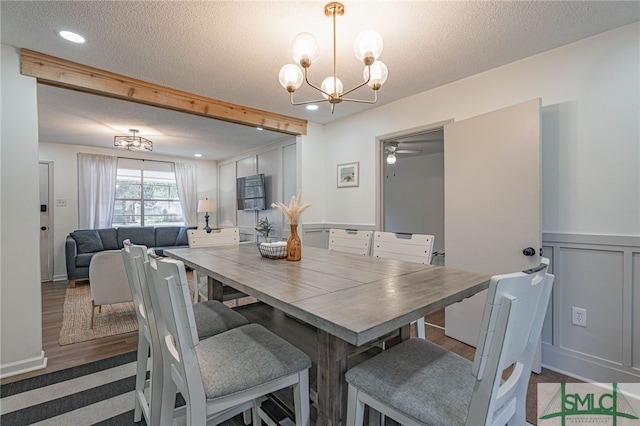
[328,229,372,256]
[345,260,553,426]
[144,254,311,425]
[121,241,249,425]
[372,231,435,338]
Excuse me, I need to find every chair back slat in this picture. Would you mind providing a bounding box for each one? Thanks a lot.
[372,231,435,264]
[468,259,554,426]
[188,228,239,248]
[329,229,372,256]
[147,256,200,350]
[122,242,152,339]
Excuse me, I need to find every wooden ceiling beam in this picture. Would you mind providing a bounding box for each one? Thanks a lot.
[20,49,307,136]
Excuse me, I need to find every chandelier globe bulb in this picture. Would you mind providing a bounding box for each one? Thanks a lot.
[321,76,344,100]
[279,64,304,92]
[292,32,320,68]
[354,29,383,65]
[364,61,388,90]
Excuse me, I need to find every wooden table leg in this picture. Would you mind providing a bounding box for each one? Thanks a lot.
[316,329,348,426]
[208,276,224,301]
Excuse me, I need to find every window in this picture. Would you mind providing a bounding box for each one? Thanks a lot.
[113,159,184,227]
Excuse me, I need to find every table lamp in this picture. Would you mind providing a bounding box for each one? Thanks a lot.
[197,198,216,233]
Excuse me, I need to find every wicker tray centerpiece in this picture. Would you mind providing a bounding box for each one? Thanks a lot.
[257,241,288,259]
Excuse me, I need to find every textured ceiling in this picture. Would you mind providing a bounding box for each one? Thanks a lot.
[2,1,639,160]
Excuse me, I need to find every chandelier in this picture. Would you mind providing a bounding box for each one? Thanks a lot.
[114,129,153,151]
[278,2,388,113]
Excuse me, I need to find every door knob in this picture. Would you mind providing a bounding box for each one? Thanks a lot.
[40,226,47,231]
[522,247,536,256]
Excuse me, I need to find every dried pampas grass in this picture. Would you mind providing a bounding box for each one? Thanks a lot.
[272,189,312,225]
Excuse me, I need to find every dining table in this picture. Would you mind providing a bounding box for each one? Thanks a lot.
[165,244,491,426]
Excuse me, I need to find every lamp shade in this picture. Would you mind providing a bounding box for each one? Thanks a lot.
[197,199,216,213]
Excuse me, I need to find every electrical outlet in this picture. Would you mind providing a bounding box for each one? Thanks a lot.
[572,307,587,327]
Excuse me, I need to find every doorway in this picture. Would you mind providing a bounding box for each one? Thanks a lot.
[39,162,53,282]
[380,128,445,264]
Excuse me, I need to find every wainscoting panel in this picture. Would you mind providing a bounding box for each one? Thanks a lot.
[634,252,640,372]
[541,233,640,383]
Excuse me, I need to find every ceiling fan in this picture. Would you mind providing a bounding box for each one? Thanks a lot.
[385,141,422,164]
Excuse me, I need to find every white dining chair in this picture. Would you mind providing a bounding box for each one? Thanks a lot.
[188,228,246,303]
[345,260,554,426]
[328,229,372,256]
[121,241,249,426]
[372,231,435,338]
[144,254,311,426]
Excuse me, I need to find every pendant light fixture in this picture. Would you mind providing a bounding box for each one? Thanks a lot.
[279,2,388,113]
[114,129,153,151]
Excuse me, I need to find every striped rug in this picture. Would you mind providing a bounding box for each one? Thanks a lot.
[1,351,144,425]
[0,352,247,426]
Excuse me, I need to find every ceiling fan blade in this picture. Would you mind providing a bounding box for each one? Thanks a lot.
[396,149,422,154]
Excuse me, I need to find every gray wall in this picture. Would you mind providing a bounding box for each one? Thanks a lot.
[218,139,297,242]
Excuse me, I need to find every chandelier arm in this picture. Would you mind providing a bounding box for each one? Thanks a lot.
[341,80,372,98]
[304,68,333,98]
[289,92,329,106]
[340,90,379,104]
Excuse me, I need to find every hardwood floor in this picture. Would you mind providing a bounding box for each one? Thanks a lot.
[1,280,138,385]
[2,279,579,425]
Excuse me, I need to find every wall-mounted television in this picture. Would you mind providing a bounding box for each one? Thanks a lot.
[237,173,266,210]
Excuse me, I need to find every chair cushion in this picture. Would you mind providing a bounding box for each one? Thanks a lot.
[345,338,476,426]
[97,228,119,250]
[192,300,249,340]
[197,323,311,399]
[116,227,155,248]
[70,230,104,253]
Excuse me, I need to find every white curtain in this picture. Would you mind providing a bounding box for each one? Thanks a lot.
[175,162,197,226]
[77,153,118,229]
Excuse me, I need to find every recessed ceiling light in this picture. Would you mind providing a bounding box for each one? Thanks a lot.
[59,30,85,44]
[194,153,203,158]
[306,105,319,111]
[256,126,264,131]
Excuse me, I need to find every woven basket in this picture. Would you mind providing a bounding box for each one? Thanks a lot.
[257,243,287,259]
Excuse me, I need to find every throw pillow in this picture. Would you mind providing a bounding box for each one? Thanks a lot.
[176,226,189,246]
[70,230,105,253]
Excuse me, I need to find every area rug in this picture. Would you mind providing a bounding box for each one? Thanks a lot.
[58,285,137,346]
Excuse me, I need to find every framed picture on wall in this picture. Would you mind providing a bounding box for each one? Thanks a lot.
[337,162,359,188]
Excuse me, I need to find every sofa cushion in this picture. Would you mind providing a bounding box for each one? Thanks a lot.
[116,227,155,248]
[155,226,181,247]
[176,226,189,246]
[70,230,104,253]
[97,228,119,250]
[76,253,96,267]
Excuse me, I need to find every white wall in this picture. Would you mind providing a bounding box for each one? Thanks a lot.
[38,142,217,280]
[1,45,46,377]
[303,22,640,236]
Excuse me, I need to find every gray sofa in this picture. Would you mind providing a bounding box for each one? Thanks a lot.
[65,226,195,287]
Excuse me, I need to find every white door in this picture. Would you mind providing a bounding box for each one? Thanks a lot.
[444,99,542,349]
[39,162,53,282]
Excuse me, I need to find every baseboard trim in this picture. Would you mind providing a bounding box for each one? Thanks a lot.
[52,274,67,282]
[0,350,48,379]
[542,343,640,383]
